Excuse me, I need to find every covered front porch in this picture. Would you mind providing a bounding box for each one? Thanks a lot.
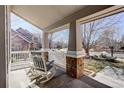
[9,50,110,88]
[0,5,124,88]
[9,66,110,88]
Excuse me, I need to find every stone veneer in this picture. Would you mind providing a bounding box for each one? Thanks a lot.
[66,56,84,78]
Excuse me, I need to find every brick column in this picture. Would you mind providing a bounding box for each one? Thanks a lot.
[66,21,84,78]
[42,32,49,62]
[0,6,10,87]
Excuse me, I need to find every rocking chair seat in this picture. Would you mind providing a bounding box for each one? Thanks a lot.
[34,59,54,72]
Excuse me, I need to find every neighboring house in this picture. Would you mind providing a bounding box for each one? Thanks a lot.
[11,27,42,51]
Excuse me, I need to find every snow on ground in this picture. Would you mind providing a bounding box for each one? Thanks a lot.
[93,66,124,87]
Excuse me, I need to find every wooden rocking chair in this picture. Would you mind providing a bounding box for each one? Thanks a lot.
[27,52,56,84]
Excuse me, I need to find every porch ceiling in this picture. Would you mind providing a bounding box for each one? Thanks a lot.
[11,5,84,30]
[11,5,113,32]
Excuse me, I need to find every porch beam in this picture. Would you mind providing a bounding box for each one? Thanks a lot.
[45,5,112,32]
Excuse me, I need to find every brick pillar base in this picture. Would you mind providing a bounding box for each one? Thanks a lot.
[42,52,48,62]
[66,56,84,78]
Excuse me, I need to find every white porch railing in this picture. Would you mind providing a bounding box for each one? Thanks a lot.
[11,51,31,63]
[11,50,67,70]
[11,51,32,71]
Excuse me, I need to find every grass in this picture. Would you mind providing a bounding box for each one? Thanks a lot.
[84,58,124,73]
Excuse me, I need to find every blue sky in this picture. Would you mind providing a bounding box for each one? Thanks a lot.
[11,13,43,34]
[11,12,124,42]
[11,13,69,42]
[51,29,69,43]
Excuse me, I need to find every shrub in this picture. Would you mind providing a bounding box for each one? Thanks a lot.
[92,54,118,63]
[100,53,107,58]
[105,56,118,63]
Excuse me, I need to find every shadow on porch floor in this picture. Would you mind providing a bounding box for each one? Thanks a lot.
[34,67,111,88]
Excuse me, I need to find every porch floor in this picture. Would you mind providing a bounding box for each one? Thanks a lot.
[9,66,111,88]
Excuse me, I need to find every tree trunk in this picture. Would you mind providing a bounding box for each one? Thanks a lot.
[85,48,90,58]
[49,40,52,49]
[110,46,114,57]
[111,47,114,57]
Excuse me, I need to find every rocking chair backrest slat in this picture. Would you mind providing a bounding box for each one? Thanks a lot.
[33,56,44,68]
[31,51,47,71]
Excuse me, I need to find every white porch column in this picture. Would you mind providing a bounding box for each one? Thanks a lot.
[0,5,10,88]
[42,32,49,49]
[66,20,84,78]
[42,32,49,61]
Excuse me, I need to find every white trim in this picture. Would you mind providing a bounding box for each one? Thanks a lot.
[66,50,84,58]
[46,23,69,33]
[31,49,50,53]
[11,50,30,54]
[77,6,124,24]
[12,34,31,43]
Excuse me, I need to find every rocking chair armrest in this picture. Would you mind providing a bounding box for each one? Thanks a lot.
[46,60,54,66]
[45,60,55,71]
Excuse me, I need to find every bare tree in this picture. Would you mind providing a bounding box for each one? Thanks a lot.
[120,34,124,47]
[81,14,121,57]
[49,33,57,49]
[49,30,69,49]
[97,26,119,57]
